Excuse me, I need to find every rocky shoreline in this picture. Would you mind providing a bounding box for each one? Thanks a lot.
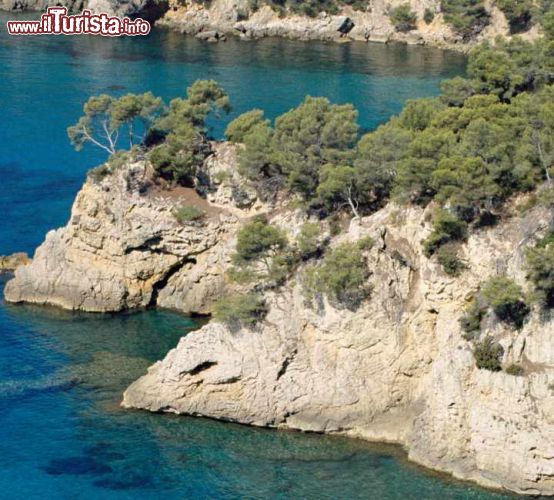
[5,145,554,496]
[1,0,540,51]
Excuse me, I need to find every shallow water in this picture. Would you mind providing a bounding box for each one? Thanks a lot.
[0,15,516,499]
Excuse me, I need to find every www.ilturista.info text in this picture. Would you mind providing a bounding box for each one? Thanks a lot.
[7,7,151,36]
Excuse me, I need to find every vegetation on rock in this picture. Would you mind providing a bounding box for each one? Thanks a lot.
[482,276,529,328]
[213,293,267,328]
[173,206,206,224]
[525,231,554,308]
[473,335,504,371]
[304,240,371,310]
[389,4,417,32]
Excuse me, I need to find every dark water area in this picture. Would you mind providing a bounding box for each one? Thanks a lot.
[0,14,516,499]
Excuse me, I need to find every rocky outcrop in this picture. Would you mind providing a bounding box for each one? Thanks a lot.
[4,143,255,313]
[157,0,539,49]
[6,147,554,495]
[0,252,31,272]
[123,202,554,496]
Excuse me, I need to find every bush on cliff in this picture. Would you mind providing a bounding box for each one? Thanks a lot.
[436,244,467,276]
[389,4,417,32]
[148,80,231,185]
[460,298,487,340]
[440,0,490,39]
[213,293,267,328]
[525,232,554,308]
[496,0,533,32]
[230,216,291,286]
[423,209,468,257]
[482,276,529,328]
[473,335,504,371]
[304,241,371,310]
[173,206,206,224]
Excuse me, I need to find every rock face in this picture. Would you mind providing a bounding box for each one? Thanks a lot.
[123,202,554,496]
[5,148,554,495]
[0,252,31,272]
[4,144,253,313]
[157,0,538,49]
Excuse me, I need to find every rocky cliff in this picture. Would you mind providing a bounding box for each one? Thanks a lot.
[5,150,554,496]
[158,0,539,48]
[4,143,256,313]
[1,0,540,50]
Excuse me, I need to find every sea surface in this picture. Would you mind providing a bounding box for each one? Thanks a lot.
[0,13,516,498]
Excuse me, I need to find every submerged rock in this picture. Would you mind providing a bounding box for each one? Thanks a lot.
[0,252,30,272]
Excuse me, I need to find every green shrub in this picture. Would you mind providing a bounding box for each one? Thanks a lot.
[496,0,533,32]
[505,363,524,376]
[231,216,289,285]
[436,244,466,276]
[440,0,490,39]
[213,293,267,328]
[297,222,324,260]
[304,242,371,310]
[460,298,486,340]
[473,336,504,371]
[88,164,112,183]
[356,236,375,251]
[225,109,268,143]
[423,8,435,23]
[482,277,529,328]
[423,209,468,257]
[525,233,554,308]
[173,206,206,224]
[233,216,288,262]
[389,4,418,32]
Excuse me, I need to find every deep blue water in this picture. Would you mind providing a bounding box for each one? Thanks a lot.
[0,13,515,499]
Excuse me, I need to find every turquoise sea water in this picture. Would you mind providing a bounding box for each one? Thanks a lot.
[0,14,517,498]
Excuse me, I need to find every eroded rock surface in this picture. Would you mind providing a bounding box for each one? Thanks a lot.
[4,143,250,313]
[124,203,554,496]
[5,148,554,495]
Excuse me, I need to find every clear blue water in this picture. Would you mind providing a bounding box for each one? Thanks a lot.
[0,14,515,498]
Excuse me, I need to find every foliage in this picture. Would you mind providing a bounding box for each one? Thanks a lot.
[460,298,486,339]
[440,0,490,39]
[237,96,358,200]
[297,222,325,259]
[389,4,417,32]
[473,336,504,371]
[482,276,529,328]
[423,209,468,257]
[436,244,466,275]
[423,8,435,24]
[148,80,231,184]
[505,363,524,376]
[173,205,205,223]
[304,242,371,309]
[496,0,533,32]
[236,39,553,227]
[68,92,164,155]
[213,293,267,328]
[225,109,269,143]
[525,233,554,307]
[230,216,290,285]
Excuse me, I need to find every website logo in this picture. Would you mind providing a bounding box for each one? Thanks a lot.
[7,7,151,36]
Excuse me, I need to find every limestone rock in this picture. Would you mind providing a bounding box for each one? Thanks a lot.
[4,143,252,313]
[124,203,554,496]
[0,252,31,272]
